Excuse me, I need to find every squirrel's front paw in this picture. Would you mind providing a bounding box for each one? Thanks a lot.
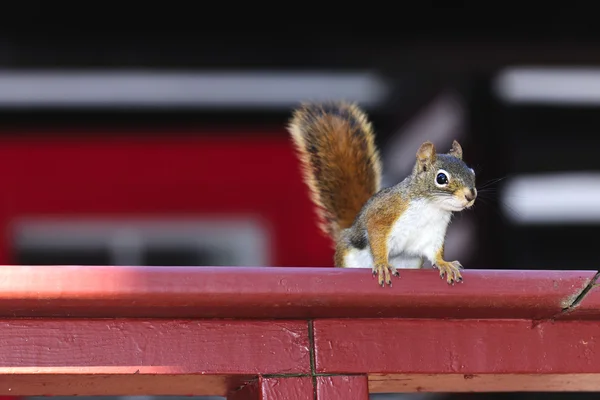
[372,263,400,287]
[435,261,463,285]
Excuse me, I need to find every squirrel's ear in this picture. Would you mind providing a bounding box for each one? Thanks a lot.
[448,140,463,160]
[416,141,436,172]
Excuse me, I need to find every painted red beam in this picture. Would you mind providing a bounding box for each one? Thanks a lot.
[314,318,600,392]
[0,319,310,396]
[4,316,600,395]
[1,266,600,396]
[316,376,369,399]
[0,265,597,320]
[229,377,314,400]
[560,276,600,319]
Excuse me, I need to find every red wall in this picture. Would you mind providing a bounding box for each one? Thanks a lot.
[0,132,333,266]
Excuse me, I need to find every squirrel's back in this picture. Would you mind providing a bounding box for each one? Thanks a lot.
[287,101,382,242]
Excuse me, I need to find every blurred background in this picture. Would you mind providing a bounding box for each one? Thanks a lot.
[2,4,600,400]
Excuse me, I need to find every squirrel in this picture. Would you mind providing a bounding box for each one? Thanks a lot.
[287,101,477,287]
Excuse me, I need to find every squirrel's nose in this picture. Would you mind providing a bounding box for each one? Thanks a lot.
[465,188,477,202]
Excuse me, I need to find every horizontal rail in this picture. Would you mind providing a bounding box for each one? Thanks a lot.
[2,317,600,395]
[0,265,598,319]
[2,266,600,396]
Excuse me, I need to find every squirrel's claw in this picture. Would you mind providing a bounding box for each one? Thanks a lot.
[372,264,399,287]
[437,260,463,285]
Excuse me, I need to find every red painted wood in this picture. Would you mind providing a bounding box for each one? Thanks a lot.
[0,375,250,396]
[316,376,369,399]
[229,377,313,400]
[228,381,259,400]
[313,319,600,374]
[557,273,600,320]
[368,373,600,393]
[0,134,333,266]
[0,319,310,374]
[0,266,594,319]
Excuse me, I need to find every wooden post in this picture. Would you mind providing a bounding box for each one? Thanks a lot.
[228,377,313,400]
[316,376,369,399]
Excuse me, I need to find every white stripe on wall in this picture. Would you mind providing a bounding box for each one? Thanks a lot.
[0,70,389,108]
[501,172,600,224]
[495,67,600,105]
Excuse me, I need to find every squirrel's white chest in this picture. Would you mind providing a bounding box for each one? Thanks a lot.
[387,199,451,262]
[343,199,452,270]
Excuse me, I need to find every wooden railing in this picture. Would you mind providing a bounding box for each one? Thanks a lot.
[0,265,599,399]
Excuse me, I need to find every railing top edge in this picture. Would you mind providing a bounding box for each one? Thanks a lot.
[0,265,598,320]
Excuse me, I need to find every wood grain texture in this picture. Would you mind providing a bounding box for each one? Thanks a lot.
[313,319,600,374]
[0,374,249,396]
[228,377,313,400]
[316,376,369,399]
[0,265,595,320]
[0,319,310,374]
[368,373,600,392]
[558,275,600,320]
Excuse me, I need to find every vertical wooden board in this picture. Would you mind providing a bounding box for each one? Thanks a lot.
[229,377,313,400]
[261,377,314,400]
[316,376,369,399]
[313,319,600,374]
[228,380,260,400]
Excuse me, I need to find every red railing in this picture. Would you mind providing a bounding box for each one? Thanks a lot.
[0,266,599,398]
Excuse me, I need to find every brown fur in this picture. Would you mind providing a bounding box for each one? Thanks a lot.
[364,190,408,285]
[333,242,348,268]
[287,101,382,243]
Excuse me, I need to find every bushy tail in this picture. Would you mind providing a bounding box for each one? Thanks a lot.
[287,101,382,242]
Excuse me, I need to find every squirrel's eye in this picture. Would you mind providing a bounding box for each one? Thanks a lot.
[436,172,448,186]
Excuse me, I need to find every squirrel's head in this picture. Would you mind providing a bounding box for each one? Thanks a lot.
[412,140,477,212]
